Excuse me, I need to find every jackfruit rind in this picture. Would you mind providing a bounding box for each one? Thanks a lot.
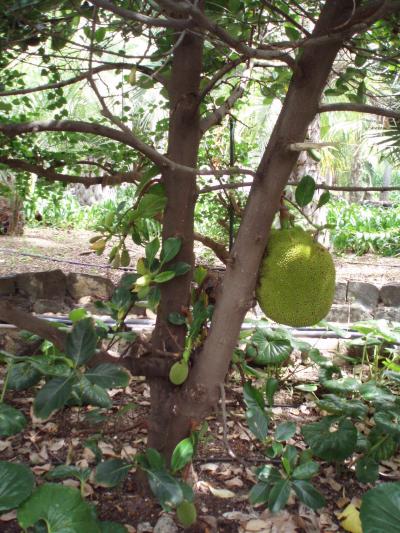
[256,227,335,327]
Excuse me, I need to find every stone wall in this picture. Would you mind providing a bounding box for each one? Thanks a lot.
[327,281,400,323]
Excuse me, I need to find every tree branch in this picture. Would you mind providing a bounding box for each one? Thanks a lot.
[199,57,244,101]
[0,301,67,351]
[0,157,140,185]
[90,0,191,29]
[193,232,229,264]
[0,63,166,97]
[318,102,400,120]
[0,120,174,171]
[200,180,400,193]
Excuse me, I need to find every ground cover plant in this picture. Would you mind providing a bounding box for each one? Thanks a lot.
[1,0,400,531]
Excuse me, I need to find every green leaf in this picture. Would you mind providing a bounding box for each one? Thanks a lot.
[0,403,27,437]
[355,456,379,484]
[243,382,265,410]
[95,460,131,487]
[367,428,397,461]
[256,465,282,484]
[145,238,160,266]
[66,318,97,366]
[135,193,167,220]
[72,377,112,408]
[359,382,396,407]
[7,363,41,391]
[282,445,298,475]
[360,482,400,533]
[249,482,270,505]
[268,479,291,512]
[292,480,325,510]
[0,461,34,512]
[99,522,128,533]
[69,308,88,322]
[171,438,194,473]
[17,484,100,533]
[147,469,184,511]
[319,367,360,393]
[33,376,74,419]
[29,355,71,378]
[265,377,279,407]
[302,416,357,461]
[95,27,106,42]
[168,261,191,277]
[246,405,269,441]
[154,271,176,283]
[46,465,90,483]
[275,422,296,442]
[160,237,182,265]
[295,175,316,207]
[85,364,129,389]
[316,191,331,209]
[292,461,319,480]
[248,329,292,366]
[285,25,300,41]
[317,395,368,419]
[374,410,400,438]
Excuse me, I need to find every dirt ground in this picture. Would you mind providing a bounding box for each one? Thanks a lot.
[0,227,399,286]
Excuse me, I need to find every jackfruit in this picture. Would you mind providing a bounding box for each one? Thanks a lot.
[256,227,335,327]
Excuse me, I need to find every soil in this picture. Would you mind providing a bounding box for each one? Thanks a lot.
[0,227,399,286]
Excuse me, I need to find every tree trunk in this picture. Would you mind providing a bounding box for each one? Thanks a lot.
[174,0,355,424]
[147,6,204,459]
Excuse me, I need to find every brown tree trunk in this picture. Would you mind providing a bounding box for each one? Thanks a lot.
[171,0,356,428]
[147,6,204,459]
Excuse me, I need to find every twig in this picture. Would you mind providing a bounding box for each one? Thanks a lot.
[219,383,237,460]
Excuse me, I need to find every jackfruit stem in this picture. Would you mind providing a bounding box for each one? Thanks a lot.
[279,195,291,229]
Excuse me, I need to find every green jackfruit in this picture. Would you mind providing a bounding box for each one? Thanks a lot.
[256,227,335,327]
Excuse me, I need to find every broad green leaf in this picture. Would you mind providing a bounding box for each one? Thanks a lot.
[66,318,97,366]
[355,457,379,484]
[147,469,184,511]
[7,363,41,391]
[256,465,282,484]
[33,376,74,419]
[46,465,90,483]
[302,416,357,461]
[292,461,319,480]
[246,405,269,441]
[168,312,186,326]
[145,238,160,266]
[248,329,292,366]
[135,192,167,219]
[320,368,360,393]
[168,261,191,277]
[0,461,34,512]
[69,308,88,322]
[17,484,100,532]
[268,479,291,512]
[171,438,194,473]
[99,522,128,533]
[72,377,111,408]
[367,428,397,461]
[145,448,165,471]
[85,364,129,389]
[275,421,296,442]
[160,237,182,265]
[374,410,400,438]
[29,355,71,378]
[265,377,279,407]
[0,403,27,437]
[316,191,331,209]
[282,445,298,475]
[292,480,325,510]
[295,175,316,207]
[249,482,270,505]
[360,482,400,533]
[317,395,368,419]
[243,382,265,410]
[359,382,396,407]
[95,460,131,487]
[154,271,176,283]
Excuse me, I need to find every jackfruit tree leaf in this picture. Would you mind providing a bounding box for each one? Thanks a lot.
[134,192,167,220]
[268,479,291,512]
[72,377,112,409]
[17,484,101,533]
[147,469,184,511]
[355,456,379,484]
[99,522,128,533]
[33,376,74,419]
[249,482,271,505]
[154,271,176,283]
[317,394,368,419]
[46,465,91,483]
[171,438,194,474]
[168,312,186,325]
[292,461,319,480]
[160,237,182,265]
[168,261,191,277]
[301,416,357,461]
[360,482,400,533]
[145,238,160,266]
[275,421,296,442]
[246,405,269,442]
[0,403,27,437]
[84,364,129,389]
[95,460,131,488]
[316,191,331,209]
[243,382,265,410]
[66,318,97,366]
[7,362,41,391]
[292,480,326,510]
[295,175,316,207]
[0,461,34,512]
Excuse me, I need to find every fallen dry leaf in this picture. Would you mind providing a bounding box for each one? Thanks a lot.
[245,518,270,531]
[0,510,17,521]
[225,476,244,489]
[338,503,362,533]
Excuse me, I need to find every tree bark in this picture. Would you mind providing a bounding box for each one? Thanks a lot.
[173,0,356,423]
[147,4,204,459]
